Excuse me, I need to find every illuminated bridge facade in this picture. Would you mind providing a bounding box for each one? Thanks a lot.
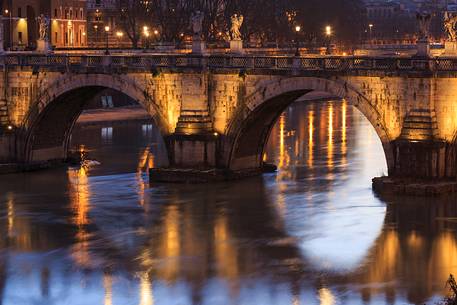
[2,53,457,178]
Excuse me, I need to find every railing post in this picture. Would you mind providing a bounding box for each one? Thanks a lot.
[200,55,208,70]
[81,55,88,68]
[169,55,176,68]
[102,55,111,66]
[292,56,301,74]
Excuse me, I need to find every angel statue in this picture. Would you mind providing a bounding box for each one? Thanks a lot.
[230,14,244,40]
[38,14,50,41]
[191,11,204,38]
[444,11,457,42]
[416,11,431,41]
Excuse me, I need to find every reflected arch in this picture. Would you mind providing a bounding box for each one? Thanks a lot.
[225,77,394,173]
[20,74,170,163]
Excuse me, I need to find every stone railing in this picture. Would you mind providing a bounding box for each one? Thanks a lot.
[3,53,457,72]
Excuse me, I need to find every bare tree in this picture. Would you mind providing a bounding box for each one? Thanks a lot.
[117,0,151,48]
[150,0,193,42]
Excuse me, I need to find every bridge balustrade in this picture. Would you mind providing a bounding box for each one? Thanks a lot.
[3,53,457,73]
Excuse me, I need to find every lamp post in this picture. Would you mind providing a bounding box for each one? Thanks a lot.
[4,9,12,50]
[143,26,150,51]
[294,25,301,56]
[104,25,110,55]
[325,25,332,55]
[93,25,99,47]
[369,23,373,43]
[116,31,123,48]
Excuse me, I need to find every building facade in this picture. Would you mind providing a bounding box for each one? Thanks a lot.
[50,0,87,48]
[2,0,87,50]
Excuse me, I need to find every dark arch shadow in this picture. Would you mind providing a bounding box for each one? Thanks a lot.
[228,90,311,171]
[23,86,169,165]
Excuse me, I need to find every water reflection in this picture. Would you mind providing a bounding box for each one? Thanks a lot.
[0,101,455,305]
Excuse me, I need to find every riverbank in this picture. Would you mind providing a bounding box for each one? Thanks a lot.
[149,163,277,183]
[75,106,150,125]
[373,176,457,196]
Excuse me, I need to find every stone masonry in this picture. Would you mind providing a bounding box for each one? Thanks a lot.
[0,54,457,179]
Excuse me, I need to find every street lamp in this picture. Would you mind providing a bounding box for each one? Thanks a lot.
[143,26,150,50]
[368,23,373,43]
[104,25,110,55]
[4,9,12,50]
[295,25,301,56]
[325,25,332,37]
[116,31,123,48]
[93,24,99,47]
[325,25,332,55]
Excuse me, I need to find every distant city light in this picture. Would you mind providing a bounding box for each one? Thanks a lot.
[295,25,301,33]
[104,25,110,32]
[325,25,332,36]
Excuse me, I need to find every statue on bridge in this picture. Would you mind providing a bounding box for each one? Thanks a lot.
[191,11,204,39]
[444,12,457,42]
[230,14,244,41]
[229,14,244,54]
[37,14,51,53]
[191,11,205,54]
[416,11,431,41]
[38,14,50,41]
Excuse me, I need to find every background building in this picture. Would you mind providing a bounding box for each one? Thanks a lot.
[50,0,87,48]
[2,0,87,50]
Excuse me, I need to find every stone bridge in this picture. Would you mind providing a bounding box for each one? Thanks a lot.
[2,53,457,179]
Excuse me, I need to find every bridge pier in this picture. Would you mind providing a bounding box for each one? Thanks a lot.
[391,109,449,179]
[393,139,447,178]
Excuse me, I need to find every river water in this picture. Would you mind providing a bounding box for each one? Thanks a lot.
[0,101,456,305]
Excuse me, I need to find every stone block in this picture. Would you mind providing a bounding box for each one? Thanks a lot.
[229,40,244,54]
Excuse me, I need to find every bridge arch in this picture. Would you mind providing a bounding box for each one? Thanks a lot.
[21,74,171,163]
[225,76,394,174]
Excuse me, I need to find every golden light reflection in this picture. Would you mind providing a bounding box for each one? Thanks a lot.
[71,167,90,226]
[327,104,334,168]
[308,110,314,168]
[68,166,92,267]
[341,101,347,159]
[139,272,154,305]
[158,205,180,281]
[428,232,457,292]
[137,147,155,208]
[407,231,423,250]
[318,287,335,305]
[278,113,291,171]
[138,147,156,172]
[364,229,400,287]
[279,114,286,169]
[104,273,113,305]
[136,171,146,207]
[7,192,14,237]
[214,214,239,279]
